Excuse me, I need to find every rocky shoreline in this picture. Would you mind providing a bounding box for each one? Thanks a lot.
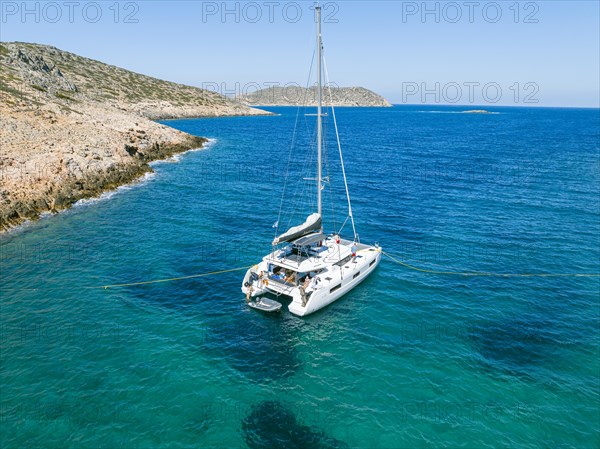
[0,42,271,233]
[0,134,207,233]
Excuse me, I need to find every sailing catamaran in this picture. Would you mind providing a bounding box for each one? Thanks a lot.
[241,5,381,316]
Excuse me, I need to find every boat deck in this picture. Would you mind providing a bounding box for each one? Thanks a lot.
[266,238,355,272]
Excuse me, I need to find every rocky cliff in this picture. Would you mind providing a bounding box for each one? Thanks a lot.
[0,42,270,232]
[239,86,392,107]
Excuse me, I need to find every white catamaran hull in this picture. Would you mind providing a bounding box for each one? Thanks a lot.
[293,248,381,316]
[241,242,381,317]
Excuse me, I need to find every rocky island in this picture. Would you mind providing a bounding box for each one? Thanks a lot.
[0,42,270,233]
[239,86,392,107]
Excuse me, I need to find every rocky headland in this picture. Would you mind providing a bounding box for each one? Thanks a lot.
[239,86,392,107]
[0,42,270,232]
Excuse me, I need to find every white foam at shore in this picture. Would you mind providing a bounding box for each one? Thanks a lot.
[75,138,216,206]
[73,171,156,208]
[150,138,217,165]
[1,173,156,237]
[2,138,217,236]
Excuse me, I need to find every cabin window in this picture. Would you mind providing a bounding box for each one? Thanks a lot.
[330,284,341,293]
[369,260,375,267]
[353,272,361,279]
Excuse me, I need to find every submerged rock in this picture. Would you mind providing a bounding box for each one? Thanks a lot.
[470,316,569,380]
[242,401,347,449]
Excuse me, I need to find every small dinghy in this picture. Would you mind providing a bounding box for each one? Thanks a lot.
[247,297,282,313]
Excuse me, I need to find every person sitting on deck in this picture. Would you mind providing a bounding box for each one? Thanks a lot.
[299,274,311,306]
[285,270,296,284]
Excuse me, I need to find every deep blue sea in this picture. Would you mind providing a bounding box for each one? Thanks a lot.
[1,105,599,448]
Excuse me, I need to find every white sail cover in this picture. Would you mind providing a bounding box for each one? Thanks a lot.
[272,213,322,245]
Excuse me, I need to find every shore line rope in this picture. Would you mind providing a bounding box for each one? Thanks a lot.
[0,266,252,292]
[84,265,254,289]
[2,249,599,294]
[382,250,600,278]
[89,266,253,289]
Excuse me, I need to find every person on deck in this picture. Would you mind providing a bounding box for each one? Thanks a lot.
[303,275,311,290]
[285,271,296,284]
[299,274,311,306]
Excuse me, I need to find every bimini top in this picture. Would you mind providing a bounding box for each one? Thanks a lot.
[293,232,325,248]
[272,213,322,245]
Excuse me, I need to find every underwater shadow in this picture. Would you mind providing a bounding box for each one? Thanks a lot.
[470,316,569,380]
[242,400,347,449]
[204,311,303,382]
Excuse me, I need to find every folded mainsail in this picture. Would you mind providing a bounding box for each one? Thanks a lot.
[272,213,322,245]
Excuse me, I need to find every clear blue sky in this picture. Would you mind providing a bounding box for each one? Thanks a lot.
[1,1,598,107]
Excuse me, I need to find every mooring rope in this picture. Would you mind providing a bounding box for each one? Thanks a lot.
[0,266,252,292]
[2,248,599,294]
[381,250,600,278]
[88,265,253,289]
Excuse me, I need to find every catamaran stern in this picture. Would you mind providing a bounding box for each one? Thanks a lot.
[241,266,269,299]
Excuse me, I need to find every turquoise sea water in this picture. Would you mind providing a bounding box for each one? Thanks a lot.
[1,105,599,448]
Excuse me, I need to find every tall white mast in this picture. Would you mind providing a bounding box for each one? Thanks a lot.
[316,5,323,219]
